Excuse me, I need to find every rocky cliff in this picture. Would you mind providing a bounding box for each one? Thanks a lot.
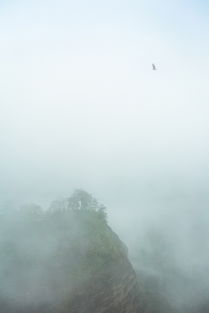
[0,191,146,313]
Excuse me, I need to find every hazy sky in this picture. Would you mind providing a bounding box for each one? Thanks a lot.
[1,3,209,310]
[1,0,209,224]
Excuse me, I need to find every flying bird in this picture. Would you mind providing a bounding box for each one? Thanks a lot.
[152,63,157,70]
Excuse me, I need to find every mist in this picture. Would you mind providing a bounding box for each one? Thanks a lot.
[1,0,209,312]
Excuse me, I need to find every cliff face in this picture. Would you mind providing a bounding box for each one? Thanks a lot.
[68,247,142,313]
[0,192,145,313]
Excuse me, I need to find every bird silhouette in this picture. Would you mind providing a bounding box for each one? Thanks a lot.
[152,63,157,70]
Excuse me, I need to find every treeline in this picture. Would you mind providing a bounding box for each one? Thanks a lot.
[19,189,107,221]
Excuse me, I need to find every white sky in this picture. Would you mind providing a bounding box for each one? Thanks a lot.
[1,0,209,220]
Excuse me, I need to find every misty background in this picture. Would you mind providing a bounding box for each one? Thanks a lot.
[1,0,209,311]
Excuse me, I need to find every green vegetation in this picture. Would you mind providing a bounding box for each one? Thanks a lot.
[0,190,127,309]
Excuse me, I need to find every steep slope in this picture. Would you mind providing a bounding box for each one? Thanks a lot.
[0,191,145,313]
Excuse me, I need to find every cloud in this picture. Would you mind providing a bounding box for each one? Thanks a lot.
[0,0,209,209]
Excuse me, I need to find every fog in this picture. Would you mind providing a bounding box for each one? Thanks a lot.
[1,0,209,312]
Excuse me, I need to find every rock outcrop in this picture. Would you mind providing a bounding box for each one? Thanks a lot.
[0,191,146,313]
[68,250,143,313]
